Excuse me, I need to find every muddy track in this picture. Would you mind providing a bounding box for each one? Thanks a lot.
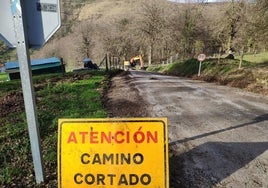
[103,71,150,118]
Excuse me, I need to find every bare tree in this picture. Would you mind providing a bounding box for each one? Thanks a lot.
[77,20,95,58]
[170,2,209,58]
[251,0,268,52]
[26,0,268,70]
[98,17,137,61]
[137,0,167,65]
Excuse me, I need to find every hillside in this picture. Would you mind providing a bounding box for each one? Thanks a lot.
[1,0,266,74]
[31,0,227,71]
[31,0,145,70]
[78,0,137,21]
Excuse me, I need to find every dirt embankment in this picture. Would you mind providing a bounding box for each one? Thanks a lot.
[198,67,268,96]
[103,71,150,118]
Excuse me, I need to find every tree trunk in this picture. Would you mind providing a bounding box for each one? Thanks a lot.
[218,46,222,64]
[148,44,152,66]
[239,47,244,69]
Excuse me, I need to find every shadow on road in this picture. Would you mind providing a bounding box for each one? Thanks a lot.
[169,113,268,145]
[169,142,268,188]
[169,114,268,188]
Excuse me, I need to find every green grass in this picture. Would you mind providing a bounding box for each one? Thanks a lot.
[149,52,268,77]
[241,52,268,64]
[147,53,268,93]
[0,70,116,186]
[148,58,208,76]
[0,73,8,82]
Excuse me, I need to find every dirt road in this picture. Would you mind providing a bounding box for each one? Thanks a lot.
[105,70,268,188]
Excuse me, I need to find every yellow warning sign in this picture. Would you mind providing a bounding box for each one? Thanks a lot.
[58,118,168,188]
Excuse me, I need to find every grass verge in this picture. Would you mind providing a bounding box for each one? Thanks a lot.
[147,55,268,95]
[0,73,8,82]
[0,70,117,187]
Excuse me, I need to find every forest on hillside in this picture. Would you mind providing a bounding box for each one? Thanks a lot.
[0,0,268,70]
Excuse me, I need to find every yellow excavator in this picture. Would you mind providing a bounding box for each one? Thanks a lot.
[123,55,144,70]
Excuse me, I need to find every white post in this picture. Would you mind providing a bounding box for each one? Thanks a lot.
[198,61,202,76]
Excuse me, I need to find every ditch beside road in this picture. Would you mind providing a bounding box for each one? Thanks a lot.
[105,70,268,188]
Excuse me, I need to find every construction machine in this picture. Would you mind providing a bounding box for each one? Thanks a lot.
[123,55,144,71]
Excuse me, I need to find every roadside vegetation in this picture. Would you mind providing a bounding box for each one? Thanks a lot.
[147,52,268,96]
[0,70,117,187]
[0,73,8,82]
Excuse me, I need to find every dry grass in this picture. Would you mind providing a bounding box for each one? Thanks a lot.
[32,0,144,70]
[78,0,141,21]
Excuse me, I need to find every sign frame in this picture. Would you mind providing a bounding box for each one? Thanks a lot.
[58,118,169,188]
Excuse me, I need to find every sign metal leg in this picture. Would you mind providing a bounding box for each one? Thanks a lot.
[13,0,44,183]
[198,61,202,76]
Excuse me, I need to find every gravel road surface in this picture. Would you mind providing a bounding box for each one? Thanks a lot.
[106,70,268,188]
